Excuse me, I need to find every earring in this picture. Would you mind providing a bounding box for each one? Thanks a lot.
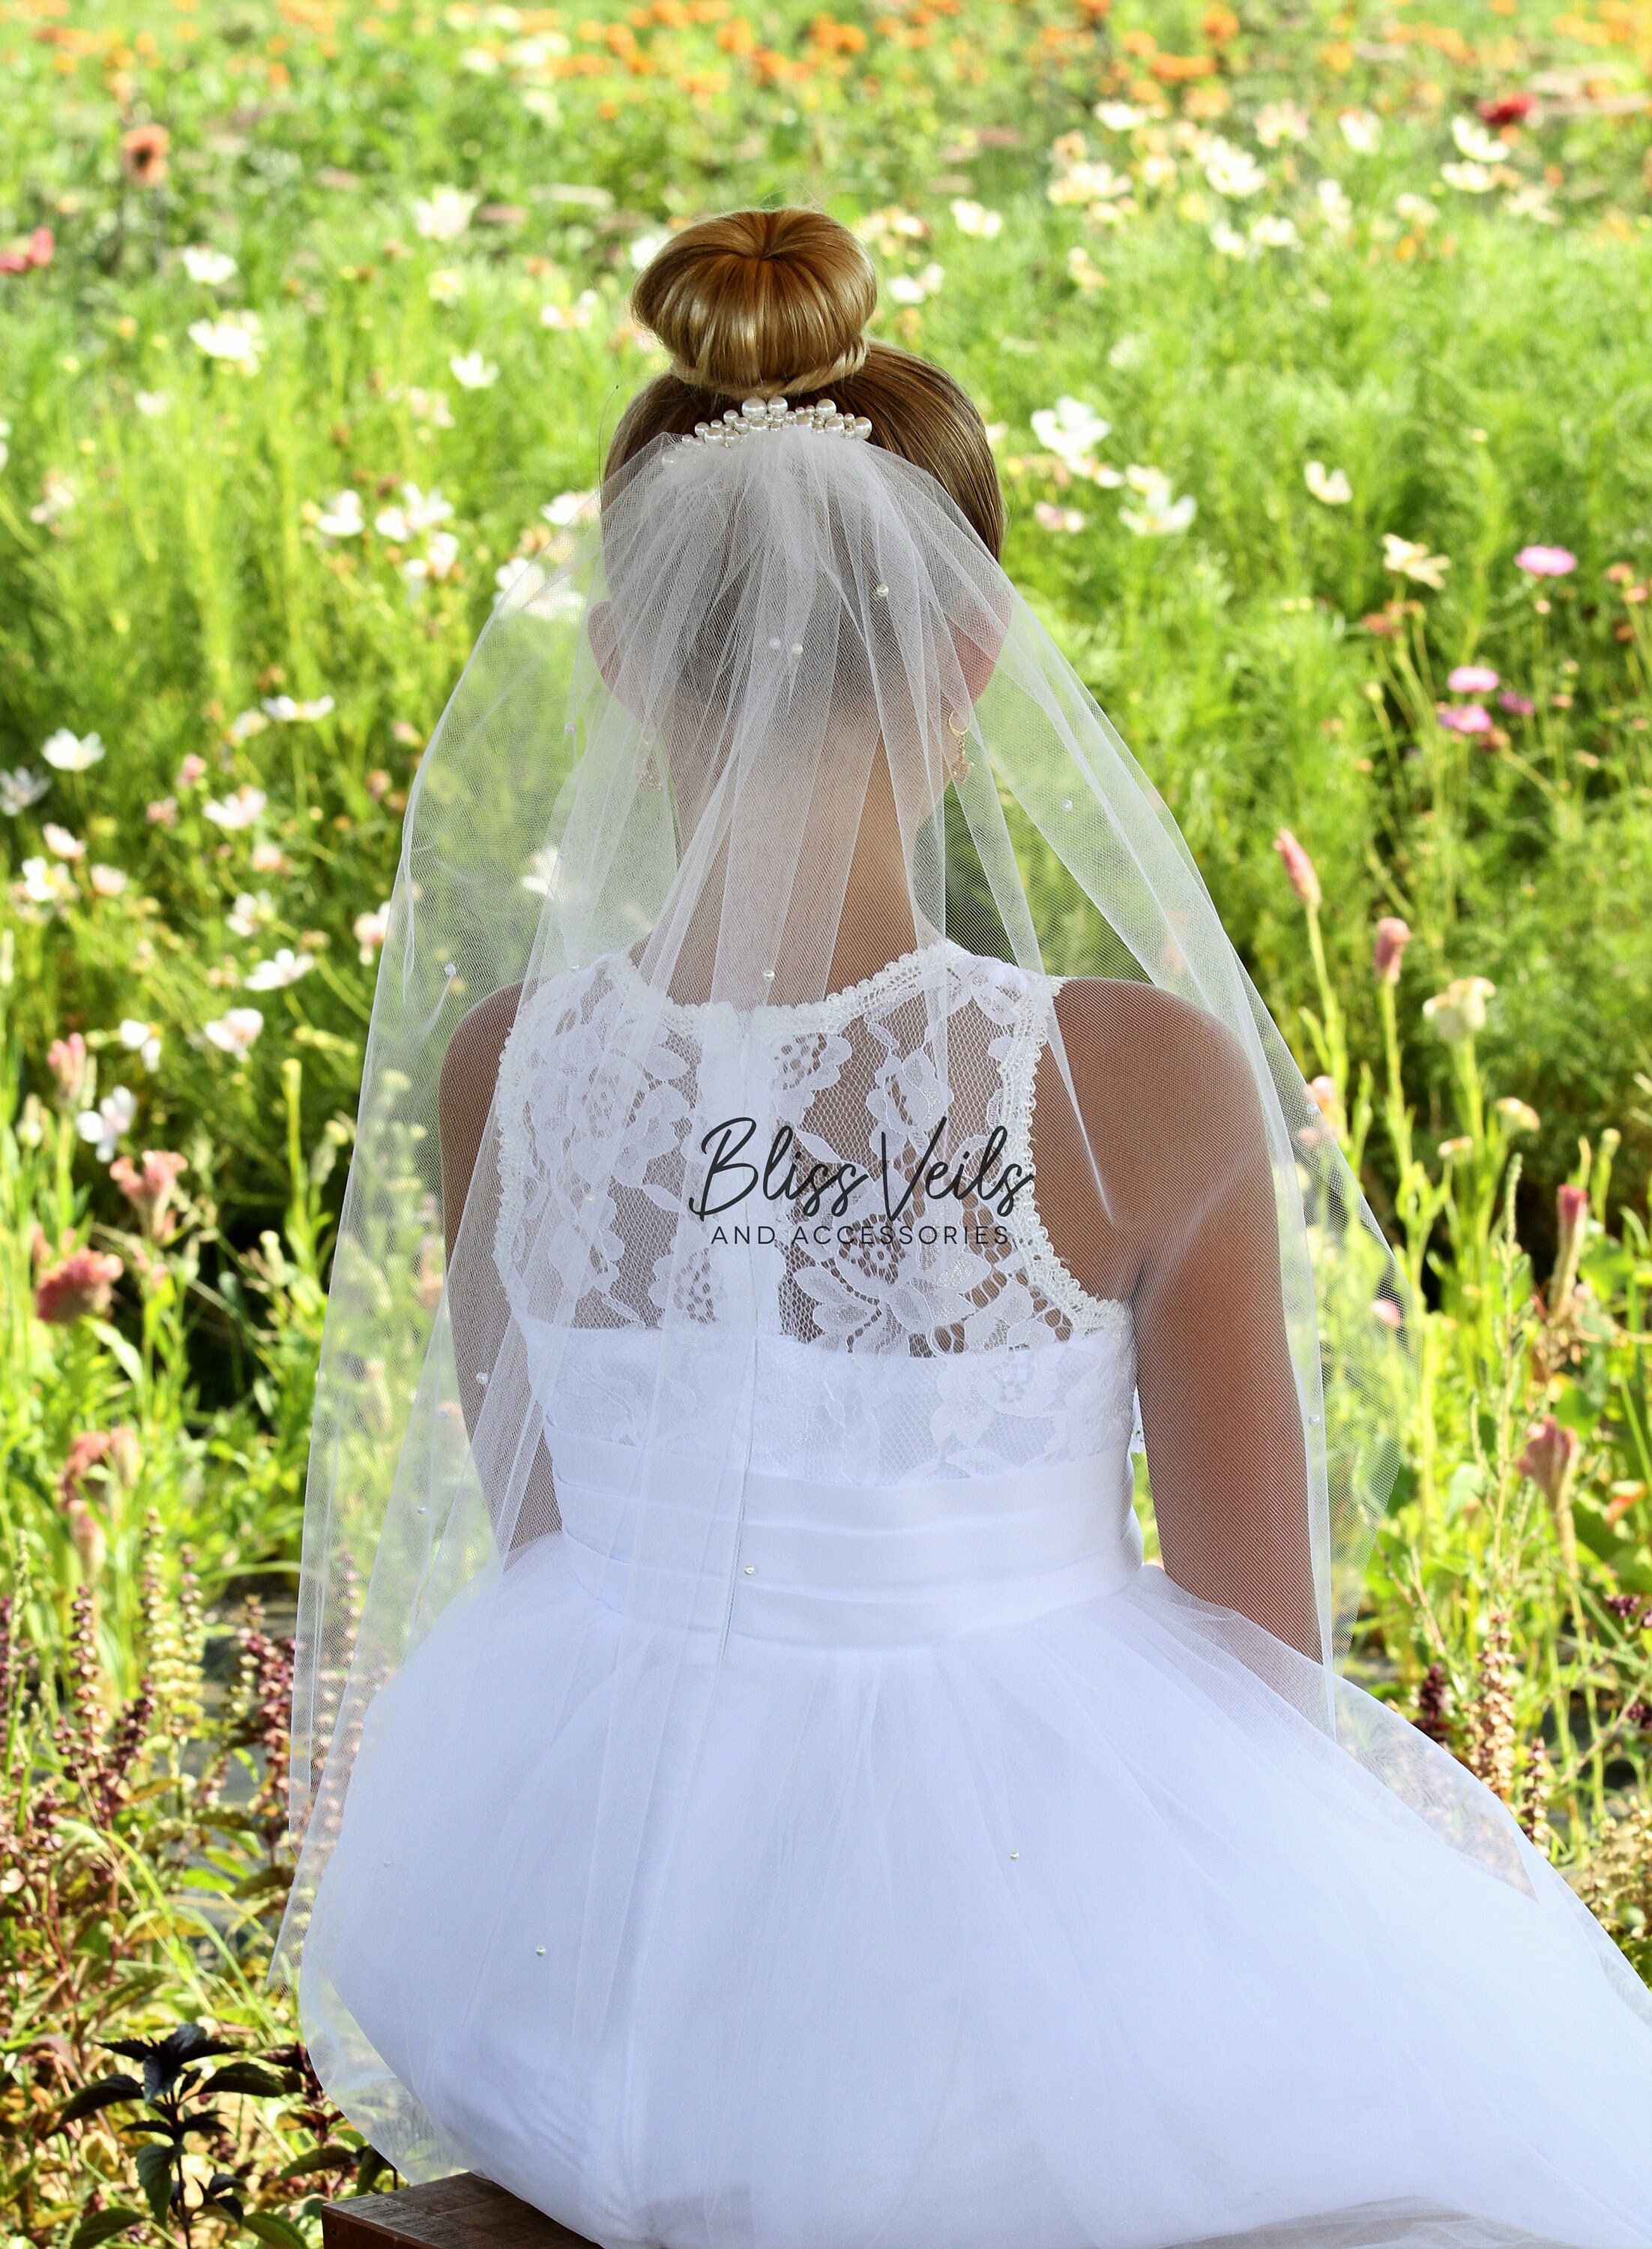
[946,709,972,784]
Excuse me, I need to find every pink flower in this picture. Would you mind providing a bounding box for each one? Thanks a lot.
[1437,703,1492,735]
[177,753,208,787]
[1549,1182,1589,1322]
[47,1032,91,1106]
[109,1149,187,1241]
[0,226,54,275]
[146,797,178,827]
[1516,1415,1579,1508]
[1519,1415,1582,1576]
[1307,1074,1339,1119]
[58,1430,114,1507]
[1273,828,1321,912]
[34,1248,124,1325]
[354,900,393,963]
[1372,915,1411,985]
[1498,690,1535,717]
[1515,545,1576,578]
[1372,1297,1403,1331]
[66,1499,106,1580]
[1447,663,1498,693]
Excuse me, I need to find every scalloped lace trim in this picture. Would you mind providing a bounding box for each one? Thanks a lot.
[604,933,960,1035]
[1000,975,1133,1340]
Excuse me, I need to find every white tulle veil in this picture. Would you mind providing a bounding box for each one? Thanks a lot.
[271,396,1608,2173]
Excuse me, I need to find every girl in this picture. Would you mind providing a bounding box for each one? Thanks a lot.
[279,209,1652,2249]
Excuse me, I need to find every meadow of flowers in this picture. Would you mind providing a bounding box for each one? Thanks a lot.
[2,0,1652,2233]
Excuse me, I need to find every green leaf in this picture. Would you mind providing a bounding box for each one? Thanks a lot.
[204,2174,246,2222]
[135,2143,175,2226]
[106,1970,169,2015]
[230,1866,293,1902]
[276,2147,355,2181]
[355,2145,391,2196]
[88,1317,145,1386]
[202,2065,290,2100]
[242,2210,311,2249]
[69,2208,147,2249]
[56,2075,143,2127]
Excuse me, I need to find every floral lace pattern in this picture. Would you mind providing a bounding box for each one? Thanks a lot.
[491,940,1137,1479]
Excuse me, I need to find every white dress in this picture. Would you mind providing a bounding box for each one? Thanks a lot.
[300,940,1652,2249]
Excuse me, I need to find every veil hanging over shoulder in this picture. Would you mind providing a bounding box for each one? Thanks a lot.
[271,380,1649,2188]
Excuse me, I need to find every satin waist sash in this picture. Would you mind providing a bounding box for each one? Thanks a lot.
[545,1430,1144,1648]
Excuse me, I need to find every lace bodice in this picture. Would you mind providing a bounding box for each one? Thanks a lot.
[492,939,1136,1482]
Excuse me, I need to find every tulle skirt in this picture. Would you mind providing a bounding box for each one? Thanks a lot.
[300,1535,1652,2249]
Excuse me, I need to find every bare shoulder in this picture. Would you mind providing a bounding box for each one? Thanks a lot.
[1051,976,1257,1119]
[1047,975,1267,1213]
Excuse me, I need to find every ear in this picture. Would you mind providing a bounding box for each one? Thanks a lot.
[954,579,1011,702]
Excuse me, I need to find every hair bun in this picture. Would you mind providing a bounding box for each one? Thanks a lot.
[633,208,876,398]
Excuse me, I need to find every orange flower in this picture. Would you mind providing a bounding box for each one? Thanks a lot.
[121,121,170,185]
[810,13,867,51]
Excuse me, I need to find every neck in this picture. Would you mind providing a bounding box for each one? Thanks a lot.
[659,739,937,1005]
[824,738,927,995]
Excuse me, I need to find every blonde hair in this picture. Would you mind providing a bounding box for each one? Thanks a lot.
[610,208,1005,559]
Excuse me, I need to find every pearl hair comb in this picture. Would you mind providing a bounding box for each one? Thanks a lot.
[686,396,874,447]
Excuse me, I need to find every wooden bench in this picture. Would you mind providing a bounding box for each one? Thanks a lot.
[322,2176,600,2249]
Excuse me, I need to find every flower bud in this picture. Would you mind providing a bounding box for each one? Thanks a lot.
[1372,915,1411,986]
[1516,1415,1580,1577]
[1549,1182,1588,1321]
[66,1499,107,1582]
[1517,1415,1579,1506]
[47,1032,91,1108]
[1422,975,1495,1045]
[1273,828,1321,912]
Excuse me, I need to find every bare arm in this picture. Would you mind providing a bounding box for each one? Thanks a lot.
[438,981,522,1267]
[1037,982,1320,1661]
[438,984,558,1541]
